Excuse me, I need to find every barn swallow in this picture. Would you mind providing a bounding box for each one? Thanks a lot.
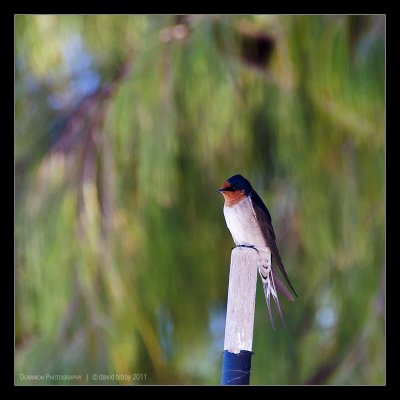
[218,174,297,328]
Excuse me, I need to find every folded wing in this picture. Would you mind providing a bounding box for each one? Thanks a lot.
[249,190,297,298]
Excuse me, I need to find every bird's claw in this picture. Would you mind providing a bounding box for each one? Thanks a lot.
[233,244,260,254]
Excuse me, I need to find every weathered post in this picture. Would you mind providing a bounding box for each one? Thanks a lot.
[221,246,260,385]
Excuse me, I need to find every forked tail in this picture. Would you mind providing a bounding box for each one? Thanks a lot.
[259,266,294,329]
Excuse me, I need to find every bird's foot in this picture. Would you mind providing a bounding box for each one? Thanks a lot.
[233,244,260,254]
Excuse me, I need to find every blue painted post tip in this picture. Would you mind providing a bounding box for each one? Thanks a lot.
[221,350,254,385]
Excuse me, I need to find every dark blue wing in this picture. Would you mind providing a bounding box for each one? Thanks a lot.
[249,190,297,298]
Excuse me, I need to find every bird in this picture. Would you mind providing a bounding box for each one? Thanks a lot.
[218,174,297,328]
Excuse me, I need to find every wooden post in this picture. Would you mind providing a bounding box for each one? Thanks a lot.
[221,246,259,385]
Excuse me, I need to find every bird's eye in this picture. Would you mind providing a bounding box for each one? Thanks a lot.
[231,185,237,190]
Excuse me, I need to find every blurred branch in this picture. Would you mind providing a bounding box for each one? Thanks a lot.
[47,55,134,359]
[305,355,341,385]
[51,54,133,156]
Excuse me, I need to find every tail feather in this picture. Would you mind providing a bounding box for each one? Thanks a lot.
[259,266,286,329]
[271,269,295,301]
[272,251,298,298]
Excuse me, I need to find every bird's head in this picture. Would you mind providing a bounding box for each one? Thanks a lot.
[218,174,253,206]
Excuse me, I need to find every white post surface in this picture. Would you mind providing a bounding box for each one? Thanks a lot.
[223,247,259,354]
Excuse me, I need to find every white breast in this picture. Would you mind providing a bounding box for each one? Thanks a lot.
[223,197,267,249]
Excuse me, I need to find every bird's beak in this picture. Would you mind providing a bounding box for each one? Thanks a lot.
[218,181,230,193]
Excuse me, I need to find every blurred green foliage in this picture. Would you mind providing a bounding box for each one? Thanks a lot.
[15,15,385,385]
